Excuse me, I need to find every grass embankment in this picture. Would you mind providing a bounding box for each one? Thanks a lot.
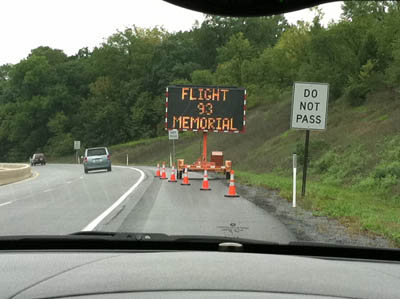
[97,89,400,246]
[236,171,400,246]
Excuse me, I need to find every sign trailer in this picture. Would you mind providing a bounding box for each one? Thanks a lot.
[166,85,246,178]
[291,82,329,196]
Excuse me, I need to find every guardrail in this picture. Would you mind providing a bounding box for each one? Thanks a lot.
[0,163,32,186]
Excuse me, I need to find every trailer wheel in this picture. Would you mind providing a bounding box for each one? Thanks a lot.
[225,171,231,180]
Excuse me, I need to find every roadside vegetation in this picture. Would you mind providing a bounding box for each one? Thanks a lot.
[1,2,400,244]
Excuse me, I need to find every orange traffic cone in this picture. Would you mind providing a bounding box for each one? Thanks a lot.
[160,162,167,180]
[181,167,190,186]
[168,165,177,182]
[224,170,239,197]
[200,169,211,191]
[155,163,160,177]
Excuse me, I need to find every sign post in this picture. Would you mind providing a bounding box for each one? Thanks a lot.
[301,131,310,197]
[291,82,329,197]
[168,129,179,166]
[293,153,297,208]
[74,141,81,164]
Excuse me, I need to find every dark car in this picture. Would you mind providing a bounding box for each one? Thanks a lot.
[31,153,46,166]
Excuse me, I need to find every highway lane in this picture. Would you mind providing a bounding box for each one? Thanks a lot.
[0,164,142,235]
[0,164,295,243]
[100,167,296,243]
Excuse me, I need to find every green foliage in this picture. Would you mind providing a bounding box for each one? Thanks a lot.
[344,81,369,106]
[345,59,381,106]
[190,69,214,85]
[359,136,400,191]
[385,39,400,91]
[341,1,392,21]
[294,139,329,168]
[129,92,163,140]
[235,170,400,246]
[245,84,281,109]
[313,146,371,186]
[215,32,255,86]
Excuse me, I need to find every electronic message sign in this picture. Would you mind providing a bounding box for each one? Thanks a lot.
[165,85,246,133]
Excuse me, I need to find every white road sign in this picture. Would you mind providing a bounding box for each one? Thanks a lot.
[168,129,179,140]
[291,82,329,130]
[74,140,81,150]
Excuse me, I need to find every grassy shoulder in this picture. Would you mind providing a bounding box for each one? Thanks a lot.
[236,170,400,247]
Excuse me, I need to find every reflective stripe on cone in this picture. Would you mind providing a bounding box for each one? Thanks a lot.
[181,167,190,185]
[168,165,177,182]
[200,169,211,191]
[155,163,160,177]
[160,162,167,179]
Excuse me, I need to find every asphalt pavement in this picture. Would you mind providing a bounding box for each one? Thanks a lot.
[0,164,295,243]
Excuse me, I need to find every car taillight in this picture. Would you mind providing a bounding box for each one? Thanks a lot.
[107,155,111,160]
[84,157,88,163]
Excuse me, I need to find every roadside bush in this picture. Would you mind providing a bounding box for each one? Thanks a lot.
[246,84,283,109]
[344,82,369,106]
[357,136,400,191]
[190,69,214,85]
[314,150,337,173]
[345,59,381,107]
[295,139,330,168]
[373,161,400,179]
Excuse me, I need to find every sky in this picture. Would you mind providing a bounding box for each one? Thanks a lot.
[0,0,343,66]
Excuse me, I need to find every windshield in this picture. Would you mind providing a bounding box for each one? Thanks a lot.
[87,149,107,156]
[0,0,398,249]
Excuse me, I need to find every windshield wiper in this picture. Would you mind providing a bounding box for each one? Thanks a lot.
[71,231,279,245]
[1,233,399,262]
[71,231,172,241]
[71,231,117,237]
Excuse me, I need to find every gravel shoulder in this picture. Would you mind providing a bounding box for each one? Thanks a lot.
[236,182,396,248]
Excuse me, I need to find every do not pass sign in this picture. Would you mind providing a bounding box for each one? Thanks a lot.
[291,82,329,130]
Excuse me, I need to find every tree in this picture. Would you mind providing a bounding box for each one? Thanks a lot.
[46,112,74,156]
[342,1,390,21]
[129,92,163,139]
[385,39,400,91]
[191,69,214,85]
[215,32,255,86]
[80,76,129,146]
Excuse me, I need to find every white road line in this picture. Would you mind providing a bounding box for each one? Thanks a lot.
[0,201,12,207]
[81,167,146,231]
[43,189,53,193]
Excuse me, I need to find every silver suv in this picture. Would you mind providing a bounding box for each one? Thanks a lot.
[83,147,111,174]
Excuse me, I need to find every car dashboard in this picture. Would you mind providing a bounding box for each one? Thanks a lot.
[2,250,400,299]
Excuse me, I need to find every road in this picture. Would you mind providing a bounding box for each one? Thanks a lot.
[0,164,295,243]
